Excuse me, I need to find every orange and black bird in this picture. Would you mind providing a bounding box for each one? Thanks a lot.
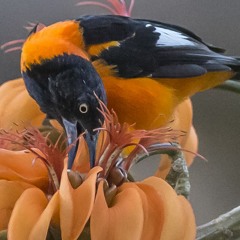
[20,15,240,168]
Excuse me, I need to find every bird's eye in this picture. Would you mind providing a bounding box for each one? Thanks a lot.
[79,103,89,114]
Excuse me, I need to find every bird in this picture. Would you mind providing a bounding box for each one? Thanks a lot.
[20,15,240,169]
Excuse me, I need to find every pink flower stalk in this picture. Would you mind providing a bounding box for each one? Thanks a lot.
[1,22,45,53]
[77,0,135,16]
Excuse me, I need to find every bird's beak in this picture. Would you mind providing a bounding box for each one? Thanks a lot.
[84,130,98,168]
[62,118,98,169]
[62,118,79,169]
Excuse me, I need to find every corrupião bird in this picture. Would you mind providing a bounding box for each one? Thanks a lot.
[20,15,240,168]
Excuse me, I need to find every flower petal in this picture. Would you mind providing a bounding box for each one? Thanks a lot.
[0,78,45,129]
[8,188,48,240]
[134,183,165,239]
[91,181,144,240]
[29,192,60,239]
[142,177,196,240]
[59,166,102,240]
[0,149,49,191]
[0,180,34,231]
[177,195,196,240]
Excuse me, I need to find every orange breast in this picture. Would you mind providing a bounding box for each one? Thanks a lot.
[102,75,177,130]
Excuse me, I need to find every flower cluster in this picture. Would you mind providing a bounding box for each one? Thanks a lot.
[0,78,197,239]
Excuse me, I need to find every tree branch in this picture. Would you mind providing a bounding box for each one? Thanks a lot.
[197,206,240,239]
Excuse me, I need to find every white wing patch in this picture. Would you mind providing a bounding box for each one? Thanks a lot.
[146,24,196,47]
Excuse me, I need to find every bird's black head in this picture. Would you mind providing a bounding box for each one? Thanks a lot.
[22,54,107,168]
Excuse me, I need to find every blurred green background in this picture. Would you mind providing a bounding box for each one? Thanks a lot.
[1,0,240,225]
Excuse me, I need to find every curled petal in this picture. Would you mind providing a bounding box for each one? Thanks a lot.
[142,177,196,240]
[0,149,49,191]
[177,196,196,240]
[119,182,165,240]
[91,181,144,240]
[0,78,45,130]
[134,183,164,239]
[0,180,34,231]
[29,192,60,239]
[59,166,102,240]
[8,188,48,240]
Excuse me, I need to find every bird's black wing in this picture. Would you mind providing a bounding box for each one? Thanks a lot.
[78,15,240,78]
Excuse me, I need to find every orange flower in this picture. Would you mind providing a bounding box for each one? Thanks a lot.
[0,126,101,239]
[0,78,45,130]
[7,166,102,240]
[0,96,196,239]
[90,101,196,239]
[91,177,195,240]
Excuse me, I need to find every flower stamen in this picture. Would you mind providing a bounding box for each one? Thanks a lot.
[0,127,66,194]
[91,96,182,187]
[77,0,135,16]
